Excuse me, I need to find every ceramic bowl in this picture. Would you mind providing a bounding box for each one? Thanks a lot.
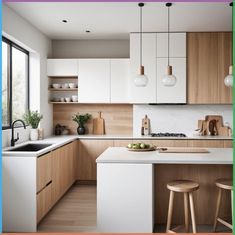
[65,97,71,102]
[62,83,69,89]
[60,97,65,102]
[69,83,76,89]
[71,95,78,102]
[52,84,61,89]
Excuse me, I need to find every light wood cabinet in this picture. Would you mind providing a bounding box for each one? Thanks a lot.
[37,152,52,193]
[77,139,114,180]
[47,59,78,77]
[187,140,224,148]
[187,32,232,104]
[223,140,233,148]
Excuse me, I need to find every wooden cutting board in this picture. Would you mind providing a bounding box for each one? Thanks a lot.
[93,112,105,135]
[158,148,209,153]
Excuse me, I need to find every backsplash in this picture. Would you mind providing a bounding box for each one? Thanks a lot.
[53,104,133,135]
[133,105,233,137]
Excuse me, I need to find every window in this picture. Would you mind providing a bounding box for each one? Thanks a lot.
[2,37,29,129]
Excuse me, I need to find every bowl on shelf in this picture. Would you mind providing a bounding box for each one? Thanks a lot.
[62,83,69,89]
[72,95,78,102]
[69,83,76,89]
[60,97,65,102]
[65,97,71,102]
[52,97,60,102]
[52,84,61,89]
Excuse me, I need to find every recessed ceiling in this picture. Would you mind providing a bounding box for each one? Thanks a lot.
[5,2,232,40]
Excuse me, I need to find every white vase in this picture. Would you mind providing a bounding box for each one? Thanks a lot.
[30,128,38,141]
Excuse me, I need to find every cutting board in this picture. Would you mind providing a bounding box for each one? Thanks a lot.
[158,148,209,153]
[93,112,105,135]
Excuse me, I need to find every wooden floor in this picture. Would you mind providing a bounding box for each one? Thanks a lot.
[38,184,231,233]
[38,185,97,232]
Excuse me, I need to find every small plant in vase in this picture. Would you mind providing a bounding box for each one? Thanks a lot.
[23,110,43,140]
[72,113,91,135]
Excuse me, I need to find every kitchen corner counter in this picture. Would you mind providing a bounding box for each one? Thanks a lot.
[96,147,233,164]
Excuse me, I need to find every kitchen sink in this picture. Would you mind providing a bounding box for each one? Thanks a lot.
[9,143,52,152]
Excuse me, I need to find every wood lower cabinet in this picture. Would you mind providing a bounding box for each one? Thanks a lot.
[188,140,224,148]
[187,32,232,104]
[77,139,114,180]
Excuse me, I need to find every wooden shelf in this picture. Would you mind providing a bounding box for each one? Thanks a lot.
[49,76,78,79]
[49,88,78,91]
[49,102,79,104]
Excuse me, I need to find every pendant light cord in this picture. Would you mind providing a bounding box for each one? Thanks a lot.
[140,5,143,67]
[167,5,170,66]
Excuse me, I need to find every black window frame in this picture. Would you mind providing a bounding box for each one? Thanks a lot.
[2,36,30,130]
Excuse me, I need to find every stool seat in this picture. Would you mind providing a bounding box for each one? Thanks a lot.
[215,179,233,190]
[167,180,199,193]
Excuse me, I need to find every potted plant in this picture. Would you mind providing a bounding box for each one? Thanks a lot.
[72,113,91,135]
[23,110,43,140]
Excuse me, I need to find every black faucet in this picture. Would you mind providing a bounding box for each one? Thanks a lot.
[11,119,26,147]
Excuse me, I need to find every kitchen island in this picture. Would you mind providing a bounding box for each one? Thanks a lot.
[96,147,233,233]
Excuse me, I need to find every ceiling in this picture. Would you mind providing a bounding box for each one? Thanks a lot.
[5,2,232,40]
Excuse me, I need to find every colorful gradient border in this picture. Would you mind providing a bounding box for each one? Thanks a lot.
[0,0,234,234]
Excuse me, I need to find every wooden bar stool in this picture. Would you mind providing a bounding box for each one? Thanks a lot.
[213,179,233,232]
[166,180,199,233]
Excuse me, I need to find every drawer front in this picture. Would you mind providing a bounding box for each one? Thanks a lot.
[37,152,52,193]
[37,182,52,223]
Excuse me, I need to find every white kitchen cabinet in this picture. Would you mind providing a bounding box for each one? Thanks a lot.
[78,59,110,103]
[156,33,186,58]
[110,59,130,103]
[129,33,157,103]
[156,58,186,103]
[47,59,78,77]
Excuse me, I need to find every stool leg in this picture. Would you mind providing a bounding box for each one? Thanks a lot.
[166,191,174,232]
[189,192,197,233]
[213,188,222,232]
[184,192,189,232]
[231,189,233,230]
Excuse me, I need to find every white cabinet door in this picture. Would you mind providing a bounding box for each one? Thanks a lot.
[110,59,130,103]
[78,59,110,103]
[129,33,157,103]
[156,58,186,103]
[47,59,78,77]
[156,33,186,58]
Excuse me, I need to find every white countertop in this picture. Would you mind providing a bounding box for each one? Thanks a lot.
[96,147,233,164]
[2,134,232,157]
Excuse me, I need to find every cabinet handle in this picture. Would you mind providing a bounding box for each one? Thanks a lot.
[37,180,52,194]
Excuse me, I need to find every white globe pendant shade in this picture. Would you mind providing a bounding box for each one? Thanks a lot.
[224,65,233,87]
[134,65,148,87]
[162,65,176,87]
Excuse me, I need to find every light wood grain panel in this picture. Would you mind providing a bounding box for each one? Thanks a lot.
[37,152,52,193]
[223,140,233,148]
[154,164,232,225]
[188,140,224,148]
[187,33,219,104]
[113,139,133,147]
[149,139,188,147]
[77,140,114,180]
[53,104,133,135]
[37,183,52,223]
[217,32,233,103]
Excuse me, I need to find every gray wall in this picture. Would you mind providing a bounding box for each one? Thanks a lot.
[51,39,129,58]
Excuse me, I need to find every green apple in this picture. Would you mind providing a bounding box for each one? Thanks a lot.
[140,143,146,149]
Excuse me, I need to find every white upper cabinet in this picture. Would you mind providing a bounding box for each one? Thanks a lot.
[156,58,186,103]
[78,59,110,103]
[110,59,130,103]
[129,33,157,103]
[156,33,186,58]
[47,59,78,77]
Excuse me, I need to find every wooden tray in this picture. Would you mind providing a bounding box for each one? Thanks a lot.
[126,146,156,152]
[158,148,209,153]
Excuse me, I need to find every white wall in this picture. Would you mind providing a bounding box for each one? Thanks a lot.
[52,39,129,58]
[133,105,233,137]
[2,4,52,148]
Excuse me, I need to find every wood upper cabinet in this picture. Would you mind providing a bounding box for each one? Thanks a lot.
[129,33,157,103]
[187,32,232,104]
[47,59,78,77]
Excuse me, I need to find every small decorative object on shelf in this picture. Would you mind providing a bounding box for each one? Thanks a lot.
[54,124,70,135]
[72,113,91,135]
[23,110,43,141]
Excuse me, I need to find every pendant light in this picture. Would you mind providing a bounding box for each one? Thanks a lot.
[162,3,176,87]
[224,2,233,87]
[134,2,148,87]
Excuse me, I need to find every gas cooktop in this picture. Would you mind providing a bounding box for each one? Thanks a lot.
[151,132,187,137]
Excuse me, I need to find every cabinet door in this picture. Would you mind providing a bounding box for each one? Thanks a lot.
[78,59,110,103]
[77,140,113,180]
[37,152,52,193]
[156,58,186,103]
[110,59,130,103]
[157,33,186,58]
[129,33,157,103]
[47,59,78,77]
[187,140,224,148]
